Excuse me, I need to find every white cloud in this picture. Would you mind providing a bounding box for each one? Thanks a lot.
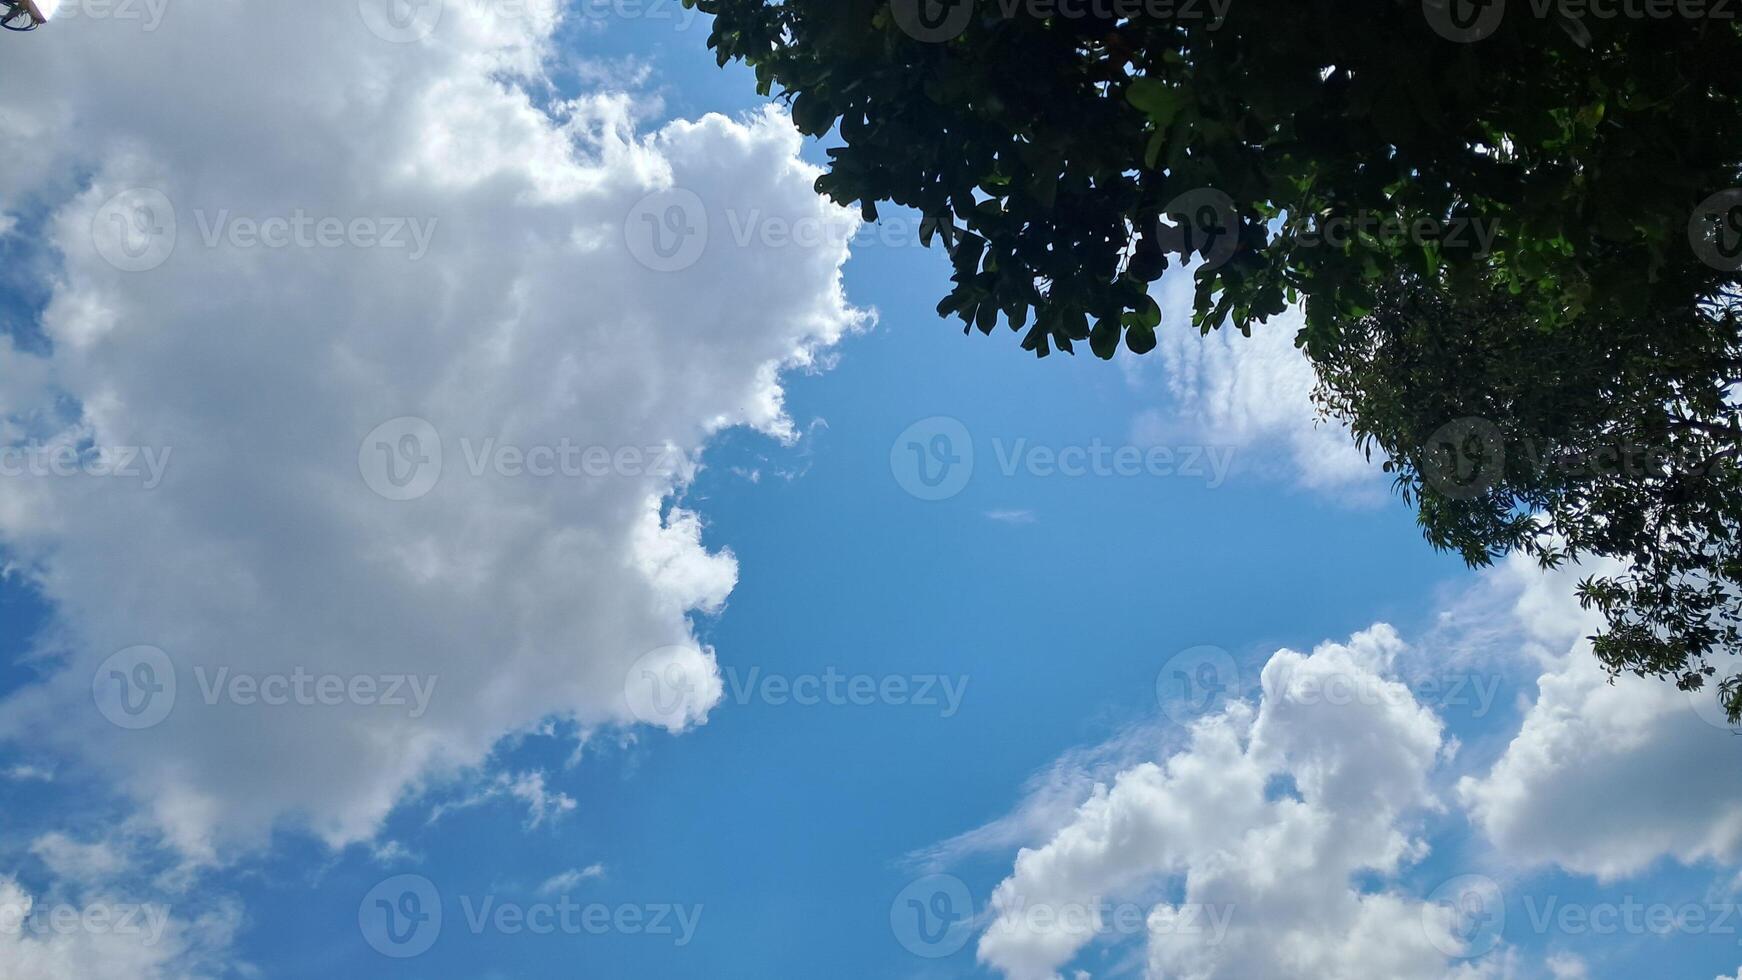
[427,769,577,829]
[1133,275,1374,496]
[2,765,53,783]
[958,535,1742,978]
[0,0,864,867]
[1457,557,1742,880]
[537,863,605,894]
[0,876,239,980]
[976,625,1477,980]
[1545,952,1588,979]
[28,835,129,885]
[908,722,1166,874]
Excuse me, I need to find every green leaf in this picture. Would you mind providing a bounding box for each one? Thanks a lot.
[1126,78,1185,129]
[1090,317,1121,359]
[1124,322,1157,355]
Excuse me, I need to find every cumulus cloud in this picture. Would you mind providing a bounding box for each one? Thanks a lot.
[966,549,1742,979]
[0,875,239,980]
[1457,557,1742,880]
[0,0,864,868]
[976,625,1477,980]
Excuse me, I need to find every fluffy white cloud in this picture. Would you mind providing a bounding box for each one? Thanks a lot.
[967,546,1742,979]
[976,626,1477,980]
[0,0,863,866]
[1458,557,1742,880]
[0,876,238,980]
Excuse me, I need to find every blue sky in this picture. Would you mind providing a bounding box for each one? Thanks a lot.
[2,4,1742,979]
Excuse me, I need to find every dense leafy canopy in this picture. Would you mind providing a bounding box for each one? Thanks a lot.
[685,0,1742,715]
[1314,275,1742,717]
[688,0,1740,352]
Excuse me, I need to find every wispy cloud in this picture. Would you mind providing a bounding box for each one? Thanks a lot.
[2,763,53,782]
[537,864,606,895]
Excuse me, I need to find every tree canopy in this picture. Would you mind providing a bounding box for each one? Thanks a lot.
[684,0,1742,717]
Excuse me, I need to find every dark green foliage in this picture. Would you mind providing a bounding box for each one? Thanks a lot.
[1313,273,1742,719]
[686,0,1741,351]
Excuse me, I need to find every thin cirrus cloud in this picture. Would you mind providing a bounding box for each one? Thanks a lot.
[1130,272,1377,497]
[0,0,865,877]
